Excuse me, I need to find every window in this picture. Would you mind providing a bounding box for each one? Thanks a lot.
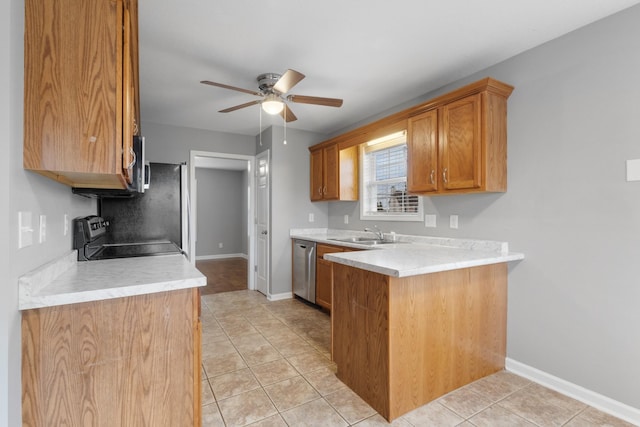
[360,131,423,221]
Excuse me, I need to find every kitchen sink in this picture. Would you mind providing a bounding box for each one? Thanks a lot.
[329,237,403,245]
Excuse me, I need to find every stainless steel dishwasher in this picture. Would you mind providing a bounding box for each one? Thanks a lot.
[292,239,316,303]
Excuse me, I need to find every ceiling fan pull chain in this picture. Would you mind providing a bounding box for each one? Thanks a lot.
[283,105,287,145]
[259,105,262,146]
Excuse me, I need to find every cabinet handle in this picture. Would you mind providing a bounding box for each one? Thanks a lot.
[430,169,435,184]
[442,168,448,184]
[127,147,136,170]
[318,187,323,195]
[323,186,327,194]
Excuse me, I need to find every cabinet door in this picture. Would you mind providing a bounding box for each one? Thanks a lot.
[316,244,344,310]
[323,145,340,200]
[440,94,482,191]
[316,258,334,310]
[407,110,439,193]
[24,0,120,178]
[122,4,135,184]
[122,0,141,186]
[310,149,324,201]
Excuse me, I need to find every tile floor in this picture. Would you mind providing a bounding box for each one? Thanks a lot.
[200,290,633,427]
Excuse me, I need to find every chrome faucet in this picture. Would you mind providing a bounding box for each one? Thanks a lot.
[364,225,384,240]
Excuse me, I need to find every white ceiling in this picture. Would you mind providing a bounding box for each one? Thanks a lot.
[139,0,640,137]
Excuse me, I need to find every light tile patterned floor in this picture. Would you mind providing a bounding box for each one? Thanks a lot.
[200,290,633,427]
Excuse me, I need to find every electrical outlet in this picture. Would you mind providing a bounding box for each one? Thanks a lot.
[218,243,223,249]
[344,215,349,224]
[627,159,640,181]
[449,215,459,229]
[308,213,314,223]
[64,214,69,236]
[425,214,436,228]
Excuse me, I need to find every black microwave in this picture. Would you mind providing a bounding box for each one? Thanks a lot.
[72,135,147,199]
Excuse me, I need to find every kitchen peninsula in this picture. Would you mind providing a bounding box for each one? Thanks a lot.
[19,252,206,426]
[290,229,523,421]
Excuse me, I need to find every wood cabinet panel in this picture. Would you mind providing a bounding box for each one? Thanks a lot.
[407,109,438,193]
[315,244,345,310]
[23,0,140,189]
[313,78,513,197]
[440,94,482,190]
[333,264,390,417]
[339,145,359,200]
[408,91,508,195]
[333,263,508,421]
[323,144,340,199]
[310,149,324,201]
[309,145,358,201]
[22,288,201,427]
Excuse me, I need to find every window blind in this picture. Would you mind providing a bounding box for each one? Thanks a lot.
[362,140,419,216]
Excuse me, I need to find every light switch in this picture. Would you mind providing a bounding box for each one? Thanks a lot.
[449,215,459,229]
[425,214,437,228]
[308,213,314,223]
[64,214,69,236]
[344,214,349,224]
[626,159,640,181]
[39,215,47,243]
[18,211,34,248]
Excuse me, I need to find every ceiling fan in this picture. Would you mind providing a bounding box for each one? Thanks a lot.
[200,69,343,122]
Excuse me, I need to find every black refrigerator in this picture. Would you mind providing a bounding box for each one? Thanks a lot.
[99,162,190,259]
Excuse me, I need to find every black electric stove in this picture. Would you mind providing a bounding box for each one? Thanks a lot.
[73,215,182,261]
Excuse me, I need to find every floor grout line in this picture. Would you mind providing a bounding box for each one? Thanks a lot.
[200,289,633,427]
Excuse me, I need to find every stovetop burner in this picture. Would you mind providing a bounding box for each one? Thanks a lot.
[73,216,182,261]
[91,241,182,260]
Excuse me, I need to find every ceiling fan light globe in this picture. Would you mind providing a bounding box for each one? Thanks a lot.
[262,99,284,115]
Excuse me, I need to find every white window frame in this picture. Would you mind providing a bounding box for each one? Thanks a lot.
[359,131,424,222]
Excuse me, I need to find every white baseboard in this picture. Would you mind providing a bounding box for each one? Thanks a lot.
[505,358,640,425]
[267,292,293,302]
[195,253,247,261]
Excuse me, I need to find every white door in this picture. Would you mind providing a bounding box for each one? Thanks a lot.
[255,150,270,296]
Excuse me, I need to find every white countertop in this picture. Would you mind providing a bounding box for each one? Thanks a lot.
[290,228,524,278]
[19,251,206,310]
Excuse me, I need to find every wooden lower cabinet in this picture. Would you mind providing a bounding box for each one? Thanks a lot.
[22,288,201,427]
[332,263,507,421]
[315,244,346,310]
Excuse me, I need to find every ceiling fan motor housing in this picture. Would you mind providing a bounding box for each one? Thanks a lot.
[257,73,282,93]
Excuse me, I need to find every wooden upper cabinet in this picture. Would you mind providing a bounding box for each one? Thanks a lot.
[23,0,140,189]
[440,94,482,191]
[407,109,439,193]
[122,0,140,185]
[313,78,512,197]
[310,149,325,201]
[310,144,358,201]
[408,84,512,195]
[323,144,340,199]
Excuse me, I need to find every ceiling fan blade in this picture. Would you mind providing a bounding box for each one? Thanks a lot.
[273,69,305,94]
[287,94,343,108]
[281,105,297,122]
[201,80,262,97]
[219,99,261,113]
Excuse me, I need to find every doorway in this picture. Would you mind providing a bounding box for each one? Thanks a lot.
[189,150,256,291]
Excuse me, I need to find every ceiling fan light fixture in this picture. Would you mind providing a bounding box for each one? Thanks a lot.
[261,95,284,115]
